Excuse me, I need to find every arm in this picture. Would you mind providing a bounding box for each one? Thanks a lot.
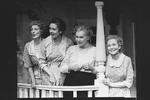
[59,47,71,73]
[38,43,56,83]
[23,43,35,87]
[28,67,36,88]
[122,57,134,88]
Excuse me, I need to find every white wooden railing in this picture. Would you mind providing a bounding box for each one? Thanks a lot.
[17,83,100,98]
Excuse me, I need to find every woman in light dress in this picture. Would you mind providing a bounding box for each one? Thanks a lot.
[23,20,55,88]
[102,35,134,97]
[60,24,98,98]
[39,17,73,86]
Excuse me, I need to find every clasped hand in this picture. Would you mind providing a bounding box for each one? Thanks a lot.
[68,64,82,72]
[102,78,111,86]
[82,61,95,71]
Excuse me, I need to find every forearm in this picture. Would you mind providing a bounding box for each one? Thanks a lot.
[42,66,52,75]
[28,67,35,83]
[110,82,127,88]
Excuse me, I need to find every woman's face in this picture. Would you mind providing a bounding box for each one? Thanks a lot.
[75,30,89,48]
[107,39,121,55]
[49,23,62,39]
[30,25,42,39]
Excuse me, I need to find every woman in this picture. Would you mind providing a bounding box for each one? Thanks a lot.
[23,20,54,88]
[60,24,98,98]
[102,35,134,97]
[39,17,73,86]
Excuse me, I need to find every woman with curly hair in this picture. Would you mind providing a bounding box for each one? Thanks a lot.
[60,24,98,98]
[102,35,134,97]
[23,20,56,88]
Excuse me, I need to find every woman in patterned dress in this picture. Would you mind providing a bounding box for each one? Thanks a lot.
[23,20,55,88]
[60,24,98,98]
[102,35,134,97]
[39,17,73,86]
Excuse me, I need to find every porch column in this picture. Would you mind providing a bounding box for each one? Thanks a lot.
[94,1,109,97]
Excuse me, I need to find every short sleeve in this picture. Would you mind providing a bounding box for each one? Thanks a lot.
[23,43,32,68]
[123,57,134,88]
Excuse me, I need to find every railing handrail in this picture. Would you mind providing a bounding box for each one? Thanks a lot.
[18,83,100,91]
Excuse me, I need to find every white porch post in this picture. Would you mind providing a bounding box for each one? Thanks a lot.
[94,1,109,97]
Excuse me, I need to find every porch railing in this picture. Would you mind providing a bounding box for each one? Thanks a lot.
[17,83,100,98]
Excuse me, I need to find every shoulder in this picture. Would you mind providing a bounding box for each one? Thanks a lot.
[68,45,77,50]
[62,35,73,43]
[124,54,132,62]
[43,35,52,46]
[89,45,96,53]
[106,54,111,61]
[90,45,96,50]
[24,41,32,49]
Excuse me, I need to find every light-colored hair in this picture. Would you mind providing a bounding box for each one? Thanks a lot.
[29,20,46,33]
[106,35,123,47]
[72,23,93,38]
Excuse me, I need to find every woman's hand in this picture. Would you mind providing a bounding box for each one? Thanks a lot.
[31,82,36,89]
[102,78,112,86]
[82,61,95,71]
[48,72,56,84]
[68,64,81,72]
[53,55,64,62]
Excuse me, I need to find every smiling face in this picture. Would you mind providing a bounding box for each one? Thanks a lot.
[107,39,121,56]
[75,30,89,48]
[30,25,42,39]
[49,23,62,39]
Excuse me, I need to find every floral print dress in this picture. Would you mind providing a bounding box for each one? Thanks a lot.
[105,53,134,97]
[23,40,43,85]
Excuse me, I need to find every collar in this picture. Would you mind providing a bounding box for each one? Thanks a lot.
[108,53,125,68]
[28,40,35,55]
[44,35,67,47]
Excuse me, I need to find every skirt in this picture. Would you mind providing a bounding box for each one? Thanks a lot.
[63,71,96,98]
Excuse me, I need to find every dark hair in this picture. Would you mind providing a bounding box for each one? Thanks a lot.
[29,20,46,38]
[49,17,66,34]
[72,23,93,38]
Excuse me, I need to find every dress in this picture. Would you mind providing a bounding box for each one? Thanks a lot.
[39,35,73,86]
[105,53,134,97]
[60,45,96,98]
[23,40,43,85]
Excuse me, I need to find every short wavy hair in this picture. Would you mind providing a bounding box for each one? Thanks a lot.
[29,20,46,33]
[72,23,93,38]
[49,17,66,34]
[106,35,123,47]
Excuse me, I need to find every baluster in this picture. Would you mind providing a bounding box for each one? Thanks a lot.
[24,88,28,98]
[46,90,50,97]
[95,1,109,97]
[73,91,77,98]
[19,87,23,98]
[35,89,40,98]
[29,88,34,98]
[49,90,54,97]
[58,91,63,98]
[54,91,59,98]
[41,89,46,98]
[88,90,92,97]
